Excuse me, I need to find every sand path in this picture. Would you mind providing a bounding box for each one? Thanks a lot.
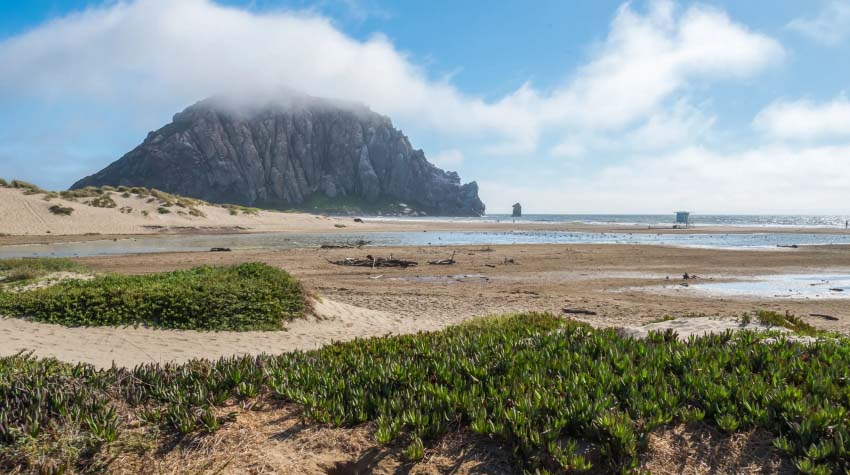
[0,298,443,368]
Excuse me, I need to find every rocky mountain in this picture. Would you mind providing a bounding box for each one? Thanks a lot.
[73,94,485,216]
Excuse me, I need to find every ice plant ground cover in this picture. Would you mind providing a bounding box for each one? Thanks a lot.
[0,262,307,331]
[1,313,848,474]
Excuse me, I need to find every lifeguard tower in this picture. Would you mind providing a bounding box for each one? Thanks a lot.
[675,211,691,228]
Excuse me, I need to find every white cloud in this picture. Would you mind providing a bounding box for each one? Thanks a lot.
[788,1,850,45]
[482,143,850,214]
[430,149,464,169]
[550,99,716,158]
[753,95,850,141]
[0,0,783,155]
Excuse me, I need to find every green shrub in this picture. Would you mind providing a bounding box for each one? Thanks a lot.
[755,310,819,335]
[1,314,849,474]
[157,207,170,214]
[0,263,306,331]
[87,194,117,208]
[48,205,74,216]
[0,178,7,187]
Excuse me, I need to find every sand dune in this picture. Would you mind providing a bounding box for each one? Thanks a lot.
[0,297,451,368]
[0,187,355,236]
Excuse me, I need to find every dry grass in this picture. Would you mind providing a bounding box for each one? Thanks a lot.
[641,423,794,475]
[111,400,516,475]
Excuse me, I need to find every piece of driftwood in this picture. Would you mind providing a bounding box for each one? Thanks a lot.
[328,255,418,268]
[210,247,231,252]
[830,288,845,292]
[810,313,839,321]
[428,251,456,265]
[353,218,364,223]
[777,244,799,248]
[562,308,597,316]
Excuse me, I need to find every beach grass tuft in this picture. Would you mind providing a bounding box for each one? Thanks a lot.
[48,204,74,216]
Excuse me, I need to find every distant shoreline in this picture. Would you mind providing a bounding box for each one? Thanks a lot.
[3,186,850,248]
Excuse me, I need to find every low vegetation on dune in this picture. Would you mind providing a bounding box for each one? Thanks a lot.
[0,178,274,218]
[47,204,74,216]
[5,179,46,195]
[1,314,848,474]
[0,258,84,286]
[0,263,307,330]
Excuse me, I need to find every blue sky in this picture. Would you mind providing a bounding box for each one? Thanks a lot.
[1,0,850,213]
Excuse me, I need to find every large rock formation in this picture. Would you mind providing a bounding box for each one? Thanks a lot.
[73,94,485,216]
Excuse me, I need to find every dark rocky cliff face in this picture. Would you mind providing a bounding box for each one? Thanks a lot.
[72,95,485,216]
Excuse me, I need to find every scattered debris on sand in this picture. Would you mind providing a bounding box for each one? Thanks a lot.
[327,255,418,268]
[428,251,457,265]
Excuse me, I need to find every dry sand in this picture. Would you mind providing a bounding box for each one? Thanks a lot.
[0,298,418,368]
[0,186,358,237]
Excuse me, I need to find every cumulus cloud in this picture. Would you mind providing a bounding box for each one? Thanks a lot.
[551,99,717,158]
[788,1,850,45]
[0,0,782,154]
[753,95,850,141]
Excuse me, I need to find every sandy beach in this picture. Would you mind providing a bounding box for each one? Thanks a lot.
[3,187,850,248]
[2,242,849,368]
[3,186,850,367]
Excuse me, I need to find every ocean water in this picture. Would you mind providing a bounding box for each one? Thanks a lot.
[372,214,850,228]
[2,229,850,258]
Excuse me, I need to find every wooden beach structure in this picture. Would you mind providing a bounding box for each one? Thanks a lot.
[675,211,691,228]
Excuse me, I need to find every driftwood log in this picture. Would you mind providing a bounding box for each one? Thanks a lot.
[428,251,456,265]
[562,308,598,316]
[810,313,839,321]
[327,254,418,268]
